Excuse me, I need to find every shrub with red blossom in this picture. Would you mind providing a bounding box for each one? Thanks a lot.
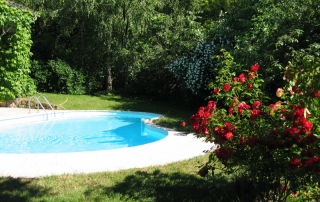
[191,51,320,201]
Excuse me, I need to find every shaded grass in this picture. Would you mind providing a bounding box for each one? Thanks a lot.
[0,155,235,202]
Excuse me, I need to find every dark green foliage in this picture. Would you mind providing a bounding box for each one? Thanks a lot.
[8,0,320,107]
[227,0,319,96]
[13,0,204,102]
[30,59,85,95]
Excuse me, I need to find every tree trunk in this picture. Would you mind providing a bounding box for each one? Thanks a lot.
[107,65,112,91]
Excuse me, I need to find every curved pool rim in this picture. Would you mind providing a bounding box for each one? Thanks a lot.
[0,110,168,154]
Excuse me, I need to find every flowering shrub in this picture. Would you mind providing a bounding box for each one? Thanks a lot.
[168,35,233,94]
[191,50,320,201]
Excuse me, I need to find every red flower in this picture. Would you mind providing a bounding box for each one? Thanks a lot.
[224,122,236,131]
[238,102,251,115]
[293,85,300,93]
[240,136,245,144]
[250,64,260,73]
[309,90,320,98]
[290,157,302,171]
[252,100,261,109]
[202,127,210,135]
[300,118,313,132]
[250,109,262,120]
[207,100,216,112]
[192,124,201,134]
[247,83,253,88]
[238,73,246,84]
[190,114,201,125]
[225,132,234,140]
[223,84,231,91]
[215,147,233,161]
[294,106,305,118]
[197,107,210,119]
[302,157,319,171]
[180,121,186,127]
[213,88,220,95]
[228,102,236,115]
[232,77,238,82]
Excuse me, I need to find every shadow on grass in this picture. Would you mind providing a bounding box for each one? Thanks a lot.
[98,94,194,115]
[84,170,238,202]
[0,177,50,202]
[98,94,195,131]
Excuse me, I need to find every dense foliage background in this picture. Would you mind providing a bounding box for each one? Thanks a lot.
[1,0,320,108]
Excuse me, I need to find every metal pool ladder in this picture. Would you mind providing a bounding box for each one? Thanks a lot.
[28,94,56,120]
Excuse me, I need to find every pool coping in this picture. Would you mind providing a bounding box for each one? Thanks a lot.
[0,108,214,178]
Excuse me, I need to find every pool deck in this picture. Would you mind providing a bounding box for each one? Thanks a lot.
[0,108,214,178]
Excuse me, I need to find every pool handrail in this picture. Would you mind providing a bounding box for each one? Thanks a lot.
[28,94,56,119]
[37,93,56,117]
[28,96,48,119]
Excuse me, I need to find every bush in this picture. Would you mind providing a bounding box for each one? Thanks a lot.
[30,59,85,95]
[190,50,320,201]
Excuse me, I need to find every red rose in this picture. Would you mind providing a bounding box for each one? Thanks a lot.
[213,88,220,95]
[240,136,245,144]
[190,114,201,125]
[250,109,262,120]
[225,132,234,140]
[215,147,233,161]
[180,121,186,127]
[238,102,251,115]
[250,64,260,73]
[247,83,253,88]
[294,106,305,118]
[290,157,302,171]
[310,90,320,98]
[300,118,313,132]
[202,127,210,135]
[223,84,231,91]
[252,100,261,109]
[232,77,238,82]
[207,100,216,109]
[238,73,246,84]
[192,124,201,134]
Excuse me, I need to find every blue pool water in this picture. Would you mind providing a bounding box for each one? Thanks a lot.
[0,111,167,154]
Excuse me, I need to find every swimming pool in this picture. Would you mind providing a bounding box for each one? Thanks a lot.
[0,111,167,154]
